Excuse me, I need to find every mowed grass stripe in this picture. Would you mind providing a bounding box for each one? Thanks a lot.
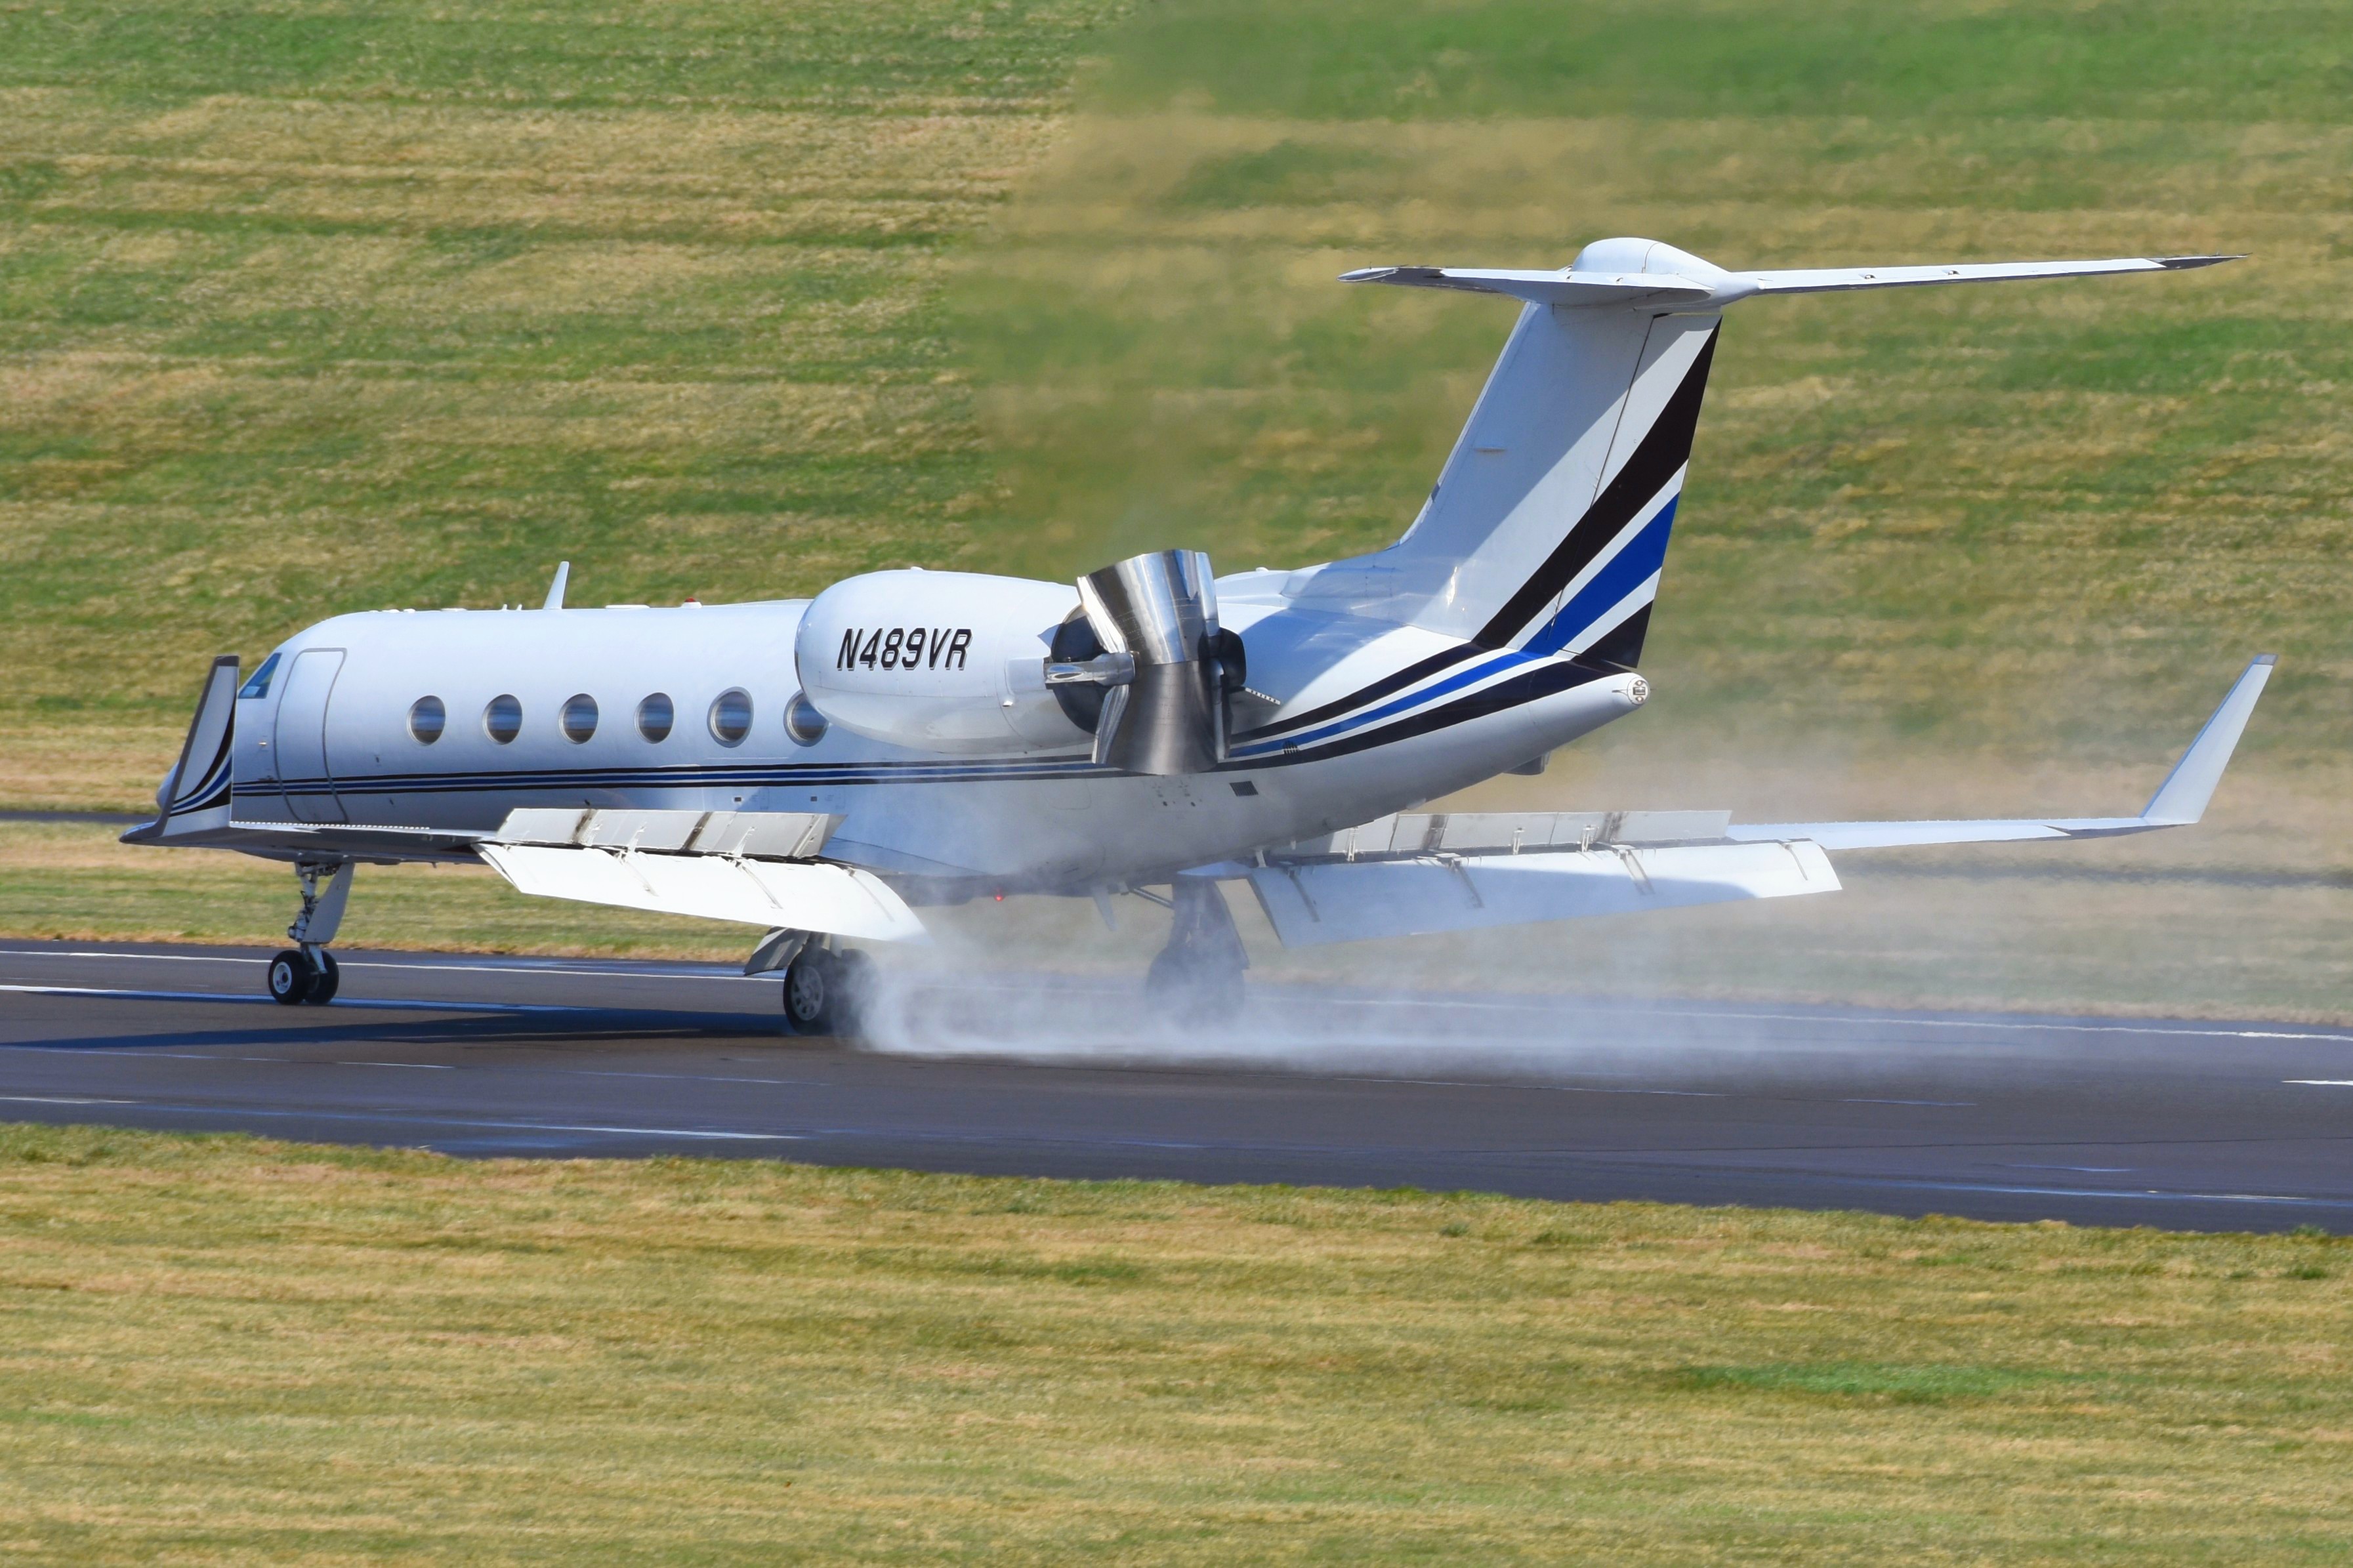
[0,1124,2346,1561]
[0,1,1129,814]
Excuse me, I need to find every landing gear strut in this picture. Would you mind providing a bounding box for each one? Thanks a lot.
[1145,877,1247,1023]
[268,860,352,1006]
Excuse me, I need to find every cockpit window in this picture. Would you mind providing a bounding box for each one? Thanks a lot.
[236,651,281,700]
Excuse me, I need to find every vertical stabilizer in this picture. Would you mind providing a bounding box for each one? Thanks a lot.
[1298,237,1726,664]
[1320,239,2236,667]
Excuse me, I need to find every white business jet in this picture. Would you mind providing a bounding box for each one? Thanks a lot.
[127,237,2268,1031]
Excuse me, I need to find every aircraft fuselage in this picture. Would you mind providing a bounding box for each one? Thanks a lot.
[220,572,1645,898]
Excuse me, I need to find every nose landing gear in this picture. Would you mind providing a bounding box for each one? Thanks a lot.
[267,946,340,1006]
[268,860,352,1006]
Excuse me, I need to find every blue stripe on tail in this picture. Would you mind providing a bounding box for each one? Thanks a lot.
[1521,496,1678,659]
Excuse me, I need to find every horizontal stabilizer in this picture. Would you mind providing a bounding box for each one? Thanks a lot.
[1339,266,1714,307]
[1343,252,2240,313]
[1740,254,2239,298]
[480,843,926,942]
[1726,656,2274,851]
[1247,840,1836,947]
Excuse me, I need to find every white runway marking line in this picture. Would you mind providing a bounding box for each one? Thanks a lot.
[1844,1098,1975,1107]
[0,1094,137,1106]
[560,1069,822,1087]
[0,982,595,1015]
[10,949,747,981]
[2286,1080,2353,1086]
[1316,991,2353,1046]
[337,1061,455,1071]
[0,1092,801,1143]
[1999,1164,2136,1174]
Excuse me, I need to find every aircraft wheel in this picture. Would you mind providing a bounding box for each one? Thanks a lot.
[304,951,341,1006]
[781,947,840,1036]
[833,948,879,1038]
[267,949,316,1006]
[1145,948,1243,1025]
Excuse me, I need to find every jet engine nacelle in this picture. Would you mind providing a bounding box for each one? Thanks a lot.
[793,571,1091,754]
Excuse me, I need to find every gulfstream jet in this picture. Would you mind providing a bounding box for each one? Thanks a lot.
[127,237,2268,1031]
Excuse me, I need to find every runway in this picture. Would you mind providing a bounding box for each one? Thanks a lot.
[2,941,2348,1232]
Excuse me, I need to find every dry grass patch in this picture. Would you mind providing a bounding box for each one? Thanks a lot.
[0,1124,2347,1561]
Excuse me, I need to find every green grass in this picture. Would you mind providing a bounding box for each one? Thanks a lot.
[1089,0,2353,123]
[0,0,1126,784]
[1,1123,2348,1563]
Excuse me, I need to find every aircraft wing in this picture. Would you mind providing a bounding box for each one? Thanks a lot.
[1232,656,2272,947]
[1246,839,1836,947]
[1724,654,2274,849]
[475,808,928,943]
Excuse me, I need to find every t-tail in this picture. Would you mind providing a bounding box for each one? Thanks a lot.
[1316,237,2238,667]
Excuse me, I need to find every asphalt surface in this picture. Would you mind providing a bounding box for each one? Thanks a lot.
[2,940,2348,1232]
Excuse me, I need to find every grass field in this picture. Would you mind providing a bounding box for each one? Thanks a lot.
[3,0,2346,1009]
[0,0,1126,804]
[1,1124,2347,1563]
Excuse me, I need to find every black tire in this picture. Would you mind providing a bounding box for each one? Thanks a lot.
[267,949,315,1006]
[781,948,839,1035]
[304,951,341,1006]
[831,948,879,1039]
[1145,949,1243,1024]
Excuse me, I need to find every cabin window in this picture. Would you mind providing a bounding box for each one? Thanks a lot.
[709,688,753,746]
[784,691,827,747]
[560,693,598,744]
[637,693,674,742]
[407,696,446,745]
[236,651,281,700]
[484,693,522,744]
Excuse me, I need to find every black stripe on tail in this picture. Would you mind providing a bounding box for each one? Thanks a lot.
[1472,326,1720,651]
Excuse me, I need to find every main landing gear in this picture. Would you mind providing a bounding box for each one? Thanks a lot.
[1146,877,1247,1023]
[268,860,352,1006]
[749,928,878,1038]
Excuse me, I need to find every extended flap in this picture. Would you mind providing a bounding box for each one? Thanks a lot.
[479,843,925,942]
[492,808,839,859]
[1246,840,1836,947]
[1269,809,1733,860]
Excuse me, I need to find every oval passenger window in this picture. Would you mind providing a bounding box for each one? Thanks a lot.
[561,693,598,744]
[709,688,753,746]
[484,694,522,744]
[784,690,827,747]
[638,692,674,742]
[408,696,446,745]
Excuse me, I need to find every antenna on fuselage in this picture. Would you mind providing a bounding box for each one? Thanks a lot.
[543,561,570,611]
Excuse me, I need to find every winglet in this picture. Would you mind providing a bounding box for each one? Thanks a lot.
[543,560,570,611]
[2140,655,2276,825]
